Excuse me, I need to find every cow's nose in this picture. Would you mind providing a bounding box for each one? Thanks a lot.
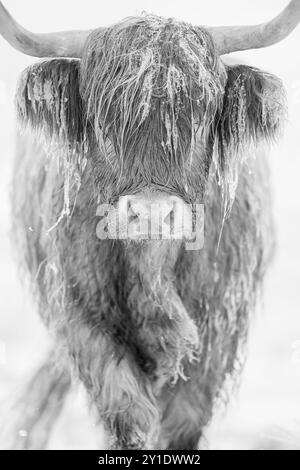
[116,192,193,240]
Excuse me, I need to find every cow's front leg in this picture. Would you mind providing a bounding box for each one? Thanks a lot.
[66,325,159,450]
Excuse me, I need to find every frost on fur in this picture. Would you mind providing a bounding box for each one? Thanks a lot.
[15,59,88,220]
[14,19,286,224]
[11,13,283,450]
[80,15,226,168]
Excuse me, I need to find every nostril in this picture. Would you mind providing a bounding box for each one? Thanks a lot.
[164,209,175,233]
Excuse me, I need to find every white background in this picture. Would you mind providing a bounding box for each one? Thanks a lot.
[0,0,300,449]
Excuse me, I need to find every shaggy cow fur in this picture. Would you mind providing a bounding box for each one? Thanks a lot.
[11,15,285,449]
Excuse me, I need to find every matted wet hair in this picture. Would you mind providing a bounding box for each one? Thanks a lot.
[217,64,286,214]
[80,15,225,166]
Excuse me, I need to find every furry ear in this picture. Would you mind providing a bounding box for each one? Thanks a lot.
[216,65,286,209]
[16,59,87,152]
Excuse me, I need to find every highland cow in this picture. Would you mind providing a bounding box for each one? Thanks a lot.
[1,0,299,450]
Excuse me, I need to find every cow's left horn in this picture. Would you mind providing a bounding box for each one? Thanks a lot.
[207,0,300,55]
[0,1,92,58]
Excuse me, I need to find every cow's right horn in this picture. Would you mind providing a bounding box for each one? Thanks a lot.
[0,1,93,58]
[207,0,300,55]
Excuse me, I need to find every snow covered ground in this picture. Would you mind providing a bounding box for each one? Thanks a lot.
[0,0,300,449]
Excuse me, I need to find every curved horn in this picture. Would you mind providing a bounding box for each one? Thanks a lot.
[207,0,300,55]
[0,1,92,58]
